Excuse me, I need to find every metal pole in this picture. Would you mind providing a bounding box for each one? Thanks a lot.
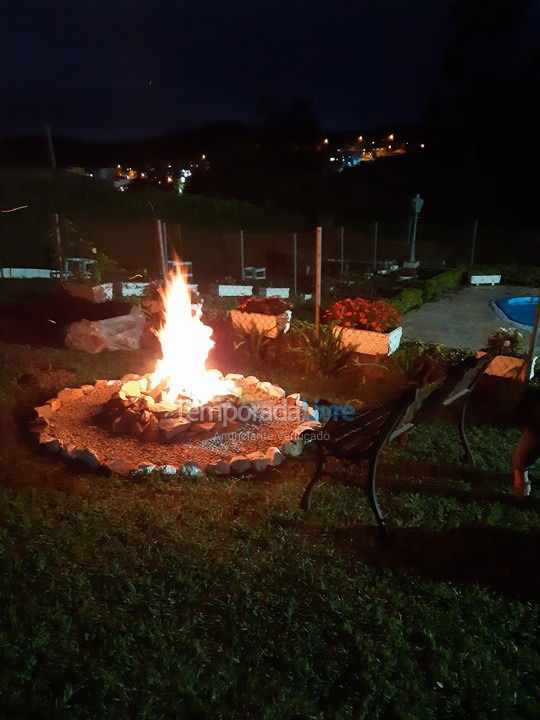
[293,232,298,296]
[156,218,167,283]
[162,221,169,270]
[524,289,540,383]
[46,125,56,171]
[340,226,344,274]
[240,229,244,281]
[470,219,478,267]
[410,210,418,263]
[315,227,322,339]
[373,221,378,272]
[53,213,64,282]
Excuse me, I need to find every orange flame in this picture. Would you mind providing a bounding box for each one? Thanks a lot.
[150,266,233,405]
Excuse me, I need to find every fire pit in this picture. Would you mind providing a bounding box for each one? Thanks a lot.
[30,268,320,476]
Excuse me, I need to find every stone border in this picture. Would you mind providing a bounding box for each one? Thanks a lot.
[29,373,321,478]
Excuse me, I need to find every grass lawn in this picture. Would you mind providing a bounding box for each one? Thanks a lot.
[0,339,539,719]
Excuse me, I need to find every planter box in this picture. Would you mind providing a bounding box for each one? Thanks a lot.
[334,325,402,356]
[478,352,537,380]
[231,309,292,338]
[218,284,253,297]
[470,274,501,286]
[260,287,290,299]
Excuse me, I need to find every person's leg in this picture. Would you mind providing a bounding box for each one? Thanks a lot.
[511,428,540,496]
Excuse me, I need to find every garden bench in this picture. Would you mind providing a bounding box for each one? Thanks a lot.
[300,350,496,539]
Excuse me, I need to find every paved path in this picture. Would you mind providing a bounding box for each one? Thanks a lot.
[401,285,534,349]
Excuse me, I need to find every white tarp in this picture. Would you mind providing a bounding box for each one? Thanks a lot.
[65,306,146,354]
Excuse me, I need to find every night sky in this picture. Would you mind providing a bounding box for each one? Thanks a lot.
[1,1,452,140]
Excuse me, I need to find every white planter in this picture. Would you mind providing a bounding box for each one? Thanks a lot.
[260,287,290,299]
[218,284,253,297]
[470,274,501,286]
[481,353,537,380]
[231,309,292,338]
[334,325,402,356]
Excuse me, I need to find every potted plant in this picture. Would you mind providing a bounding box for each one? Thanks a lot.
[325,297,402,355]
[230,296,292,338]
[482,327,536,379]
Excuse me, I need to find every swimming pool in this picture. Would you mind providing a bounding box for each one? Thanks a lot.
[493,296,538,329]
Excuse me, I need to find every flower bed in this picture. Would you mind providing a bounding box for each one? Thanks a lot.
[325,298,402,356]
[231,296,293,338]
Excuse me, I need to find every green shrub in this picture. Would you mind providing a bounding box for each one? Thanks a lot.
[423,266,465,302]
[472,265,540,287]
[388,287,424,314]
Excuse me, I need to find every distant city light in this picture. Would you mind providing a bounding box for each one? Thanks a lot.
[388,133,394,141]
[167,176,173,183]
[201,153,206,160]
[420,143,425,149]
[323,138,329,145]
[358,136,363,141]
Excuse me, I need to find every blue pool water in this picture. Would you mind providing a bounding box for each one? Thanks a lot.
[494,296,537,328]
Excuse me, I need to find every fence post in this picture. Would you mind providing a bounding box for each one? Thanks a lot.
[524,290,540,383]
[156,218,167,283]
[315,227,322,339]
[340,226,344,274]
[293,232,298,295]
[470,219,478,267]
[240,229,244,280]
[53,213,64,282]
[373,221,378,272]
[162,221,169,269]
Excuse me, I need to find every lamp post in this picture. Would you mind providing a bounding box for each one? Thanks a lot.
[405,194,423,269]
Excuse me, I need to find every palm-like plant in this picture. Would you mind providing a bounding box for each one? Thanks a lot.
[289,321,357,377]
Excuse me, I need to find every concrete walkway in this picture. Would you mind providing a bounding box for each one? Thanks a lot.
[401,285,534,350]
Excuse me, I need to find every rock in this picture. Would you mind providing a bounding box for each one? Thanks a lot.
[180,461,204,477]
[57,387,84,403]
[307,406,320,421]
[229,455,251,474]
[205,459,230,475]
[138,395,155,410]
[34,404,53,419]
[93,379,108,390]
[142,416,159,442]
[158,417,192,441]
[286,393,301,406]
[266,447,285,467]
[105,458,133,475]
[61,443,79,460]
[78,447,101,469]
[38,434,60,455]
[225,373,244,381]
[256,381,272,393]
[247,452,270,473]
[190,421,216,434]
[243,375,259,386]
[153,401,179,415]
[268,385,286,399]
[81,384,94,395]
[121,380,142,397]
[282,437,304,457]
[130,422,145,439]
[121,373,140,382]
[47,397,62,412]
[159,465,177,476]
[136,464,156,475]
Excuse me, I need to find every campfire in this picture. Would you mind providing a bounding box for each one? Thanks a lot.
[31,266,320,475]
